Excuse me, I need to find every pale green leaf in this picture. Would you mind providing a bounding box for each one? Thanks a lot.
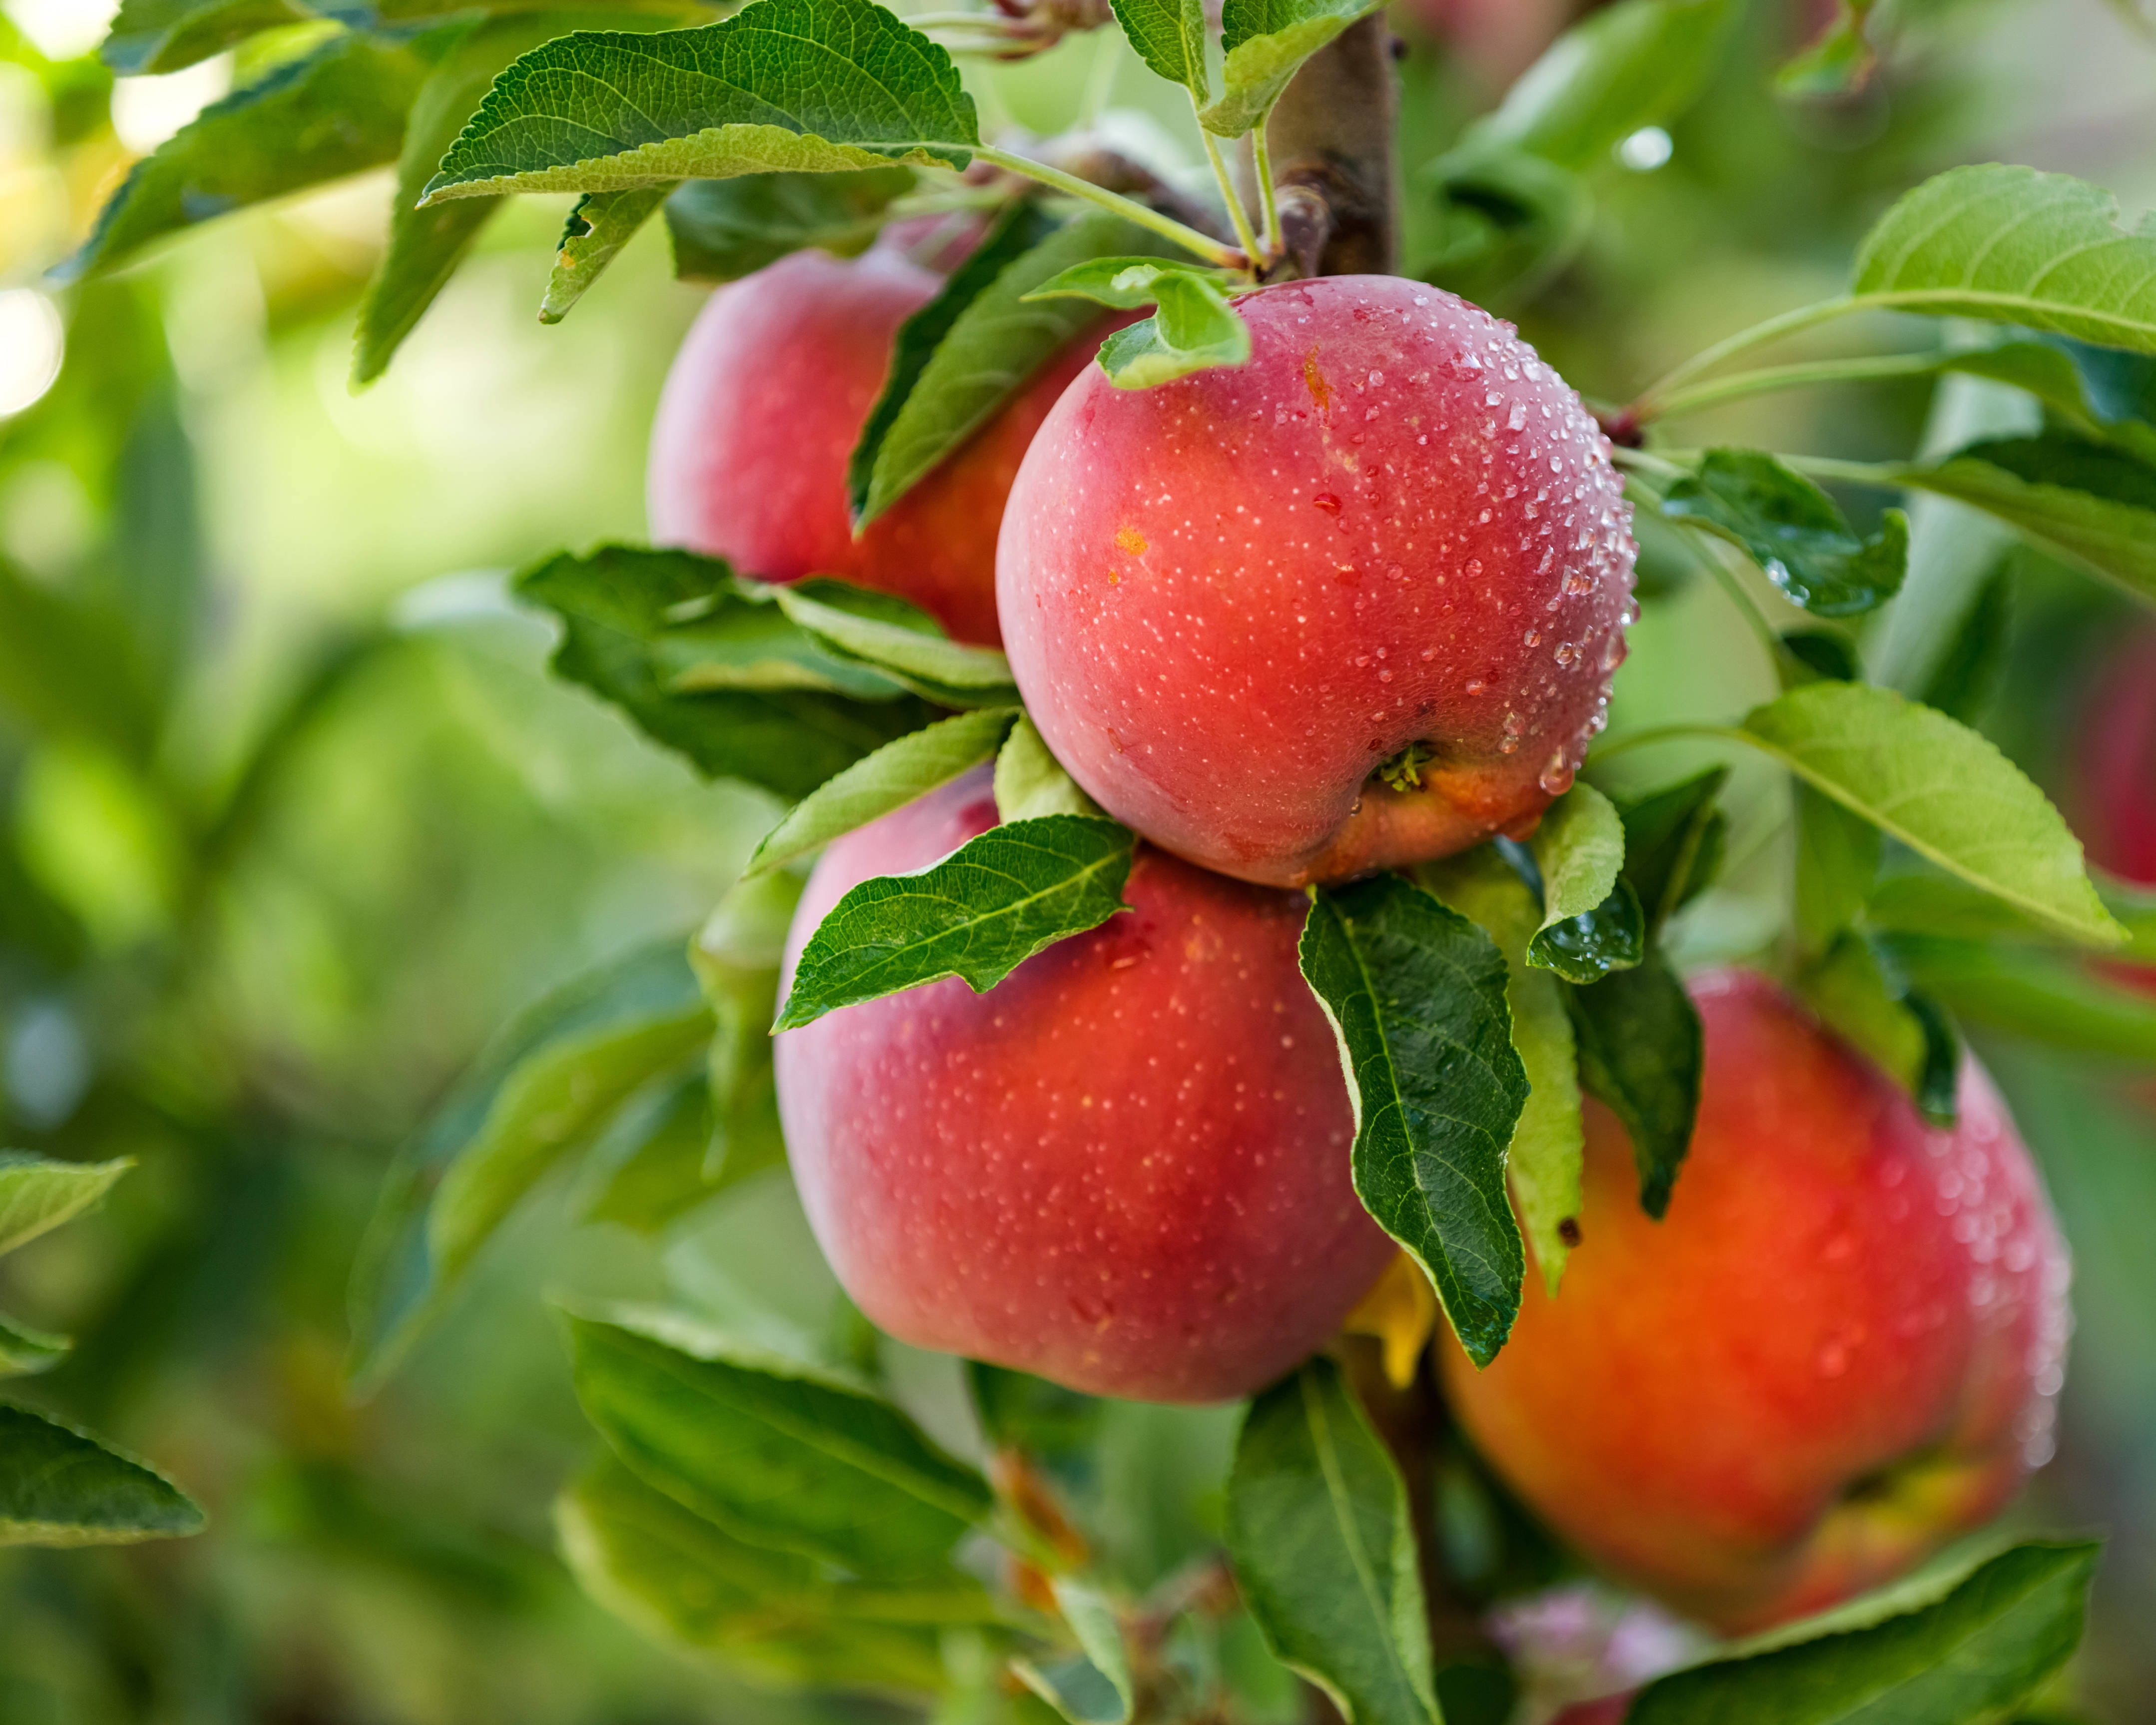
[771,582,1019,707]
[541,184,670,323]
[1201,0,1384,137]
[1096,277,1252,389]
[0,1155,129,1257]
[993,712,1102,822]
[0,1314,71,1378]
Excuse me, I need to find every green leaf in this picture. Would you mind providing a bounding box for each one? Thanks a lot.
[964,1361,1102,1460]
[348,940,711,1389]
[993,712,1102,823]
[1201,0,1384,136]
[1774,0,1877,97]
[515,548,932,799]
[1737,681,2123,947]
[774,815,1135,1031]
[1627,1540,2099,1725]
[579,1066,722,1233]
[1422,850,1584,1293]
[1611,768,1729,932]
[853,208,1179,529]
[1881,935,2156,1066]
[1851,165,2156,354]
[1792,781,1880,960]
[1867,870,2156,961]
[421,0,979,205]
[63,31,426,280]
[0,1404,204,1546]
[1797,933,1960,1125]
[1297,876,1527,1367]
[1107,0,1209,100]
[1095,278,1252,389]
[1778,627,1862,688]
[1226,1359,1437,1725]
[1464,0,1739,173]
[1939,339,2156,467]
[1524,785,1642,984]
[772,582,1020,708]
[1016,1582,1136,1725]
[691,870,800,1187]
[1912,566,2011,727]
[567,1311,993,1577]
[354,10,682,387]
[0,1154,129,1257]
[1897,433,2156,606]
[665,167,915,283]
[0,1314,71,1378]
[1563,949,1701,1218]
[557,1457,986,1692]
[1661,451,1908,617]
[101,0,311,74]
[541,183,671,323]
[747,708,1016,878]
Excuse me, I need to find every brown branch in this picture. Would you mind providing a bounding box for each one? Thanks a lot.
[1262,15,1401,277]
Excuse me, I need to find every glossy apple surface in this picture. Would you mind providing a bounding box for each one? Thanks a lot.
[996,274,1635,888]
[1441,971,2070,1634]
[773,767,1394,1402]
[648,247,1102,647]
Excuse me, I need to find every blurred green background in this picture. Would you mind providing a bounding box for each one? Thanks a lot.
[0,0,2151,1718]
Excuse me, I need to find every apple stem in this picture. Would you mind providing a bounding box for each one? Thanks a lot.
[1251,119,1284,264]
[1197,115,1268,272]
[972,143,1248,270]
[1646,349,1958,421]
[1628,296,1863,420]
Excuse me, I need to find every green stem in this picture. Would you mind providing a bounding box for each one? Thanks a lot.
[1645,448,1908,491]
[1610,444,1689,483]
[1251,116,1282,264]
[1649,349,1954,421]
[1631,296,1861,417]
[1194,107,1265,273]
[972,144,1245,269]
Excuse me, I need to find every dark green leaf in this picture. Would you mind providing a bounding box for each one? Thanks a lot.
[557,1457,988,1692]
[747,707,1017,879]
[541,183,670,323]
[665,168,915,283]
[1851,165,2156,353]
[1792,781,1879,959]
[1527,880,1643,986]
[1661,451,1908,617]
[964,1361,1102,1461]
[0,1404,204,1546]
[1297,876,1527,1366]
[349,939,711,1389]
[1093,276,1253,389]
[1913,566,2011,726]
[101,0,311,74]
[994,712,1102,822]
[1107,0,1208,99]
[568,1312,993,1578]
[772,581,1019,707]
[1202,0,1385,136]
[515,547,932,799]
[421,0,979,205]
[854,207,1178,528]
[1881,935,2156,1066]
[1609,767,1727,934]
[1462,0,1739,173]
[1778,627,1861,686]
[1798,933,1959,1125]
[1739,682,2122,947]
[64,32,426,280]
[1898,433,2156,606]
[1226,1359,1437,1725]
[775,815,1134,1031]
[1563,949,1701,1218]
[1938,339,2156,466]
[0,1154,129,1256]
[0,1314,71,1378]
[1628,1541,2099,1725]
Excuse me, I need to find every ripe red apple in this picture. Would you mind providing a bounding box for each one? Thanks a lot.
[996,274,1635,889]
[1440,971,2070,1634]
[647,247,1101,648]
[772,767,1394,1402]
[2072,622,2156,887]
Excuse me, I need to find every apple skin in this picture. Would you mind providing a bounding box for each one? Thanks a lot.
[647,247,1102,648]
[996,274,1635,889]
[2072,622,2156,888]
[1440,971,2071,1635]
[772,766,1396,1402]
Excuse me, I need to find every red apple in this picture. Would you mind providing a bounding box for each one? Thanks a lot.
[771,767,1394,1402]
[996,274,1635,889]
[2071,622,2156,888]
[647,247,1102,648]
[1440,971,2070,1634]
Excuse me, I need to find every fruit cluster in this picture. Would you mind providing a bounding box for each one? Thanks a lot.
[648,235,2070,1639]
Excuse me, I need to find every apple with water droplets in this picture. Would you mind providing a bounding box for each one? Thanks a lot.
[995,274,1636,888]
[771,767,1395,1402]
[1441,971,2071,1634]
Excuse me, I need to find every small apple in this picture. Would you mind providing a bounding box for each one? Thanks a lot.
[772,767,1395,1402]
[1440,971,2070,1634]
[996,274,1635,888]
[648,247,1104,647]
